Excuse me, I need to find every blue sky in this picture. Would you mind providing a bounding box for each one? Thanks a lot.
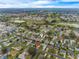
[0,0,79,8]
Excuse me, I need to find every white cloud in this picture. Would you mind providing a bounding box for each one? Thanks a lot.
[0,0,52,8]
[62,0,79,2]
[25,3,79,8]
[30,5,79,8]
[0,0,79,8]
[0,3,79,8]
[0,4,28,8]
[31,1,50,5]
[0,4,79,8]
